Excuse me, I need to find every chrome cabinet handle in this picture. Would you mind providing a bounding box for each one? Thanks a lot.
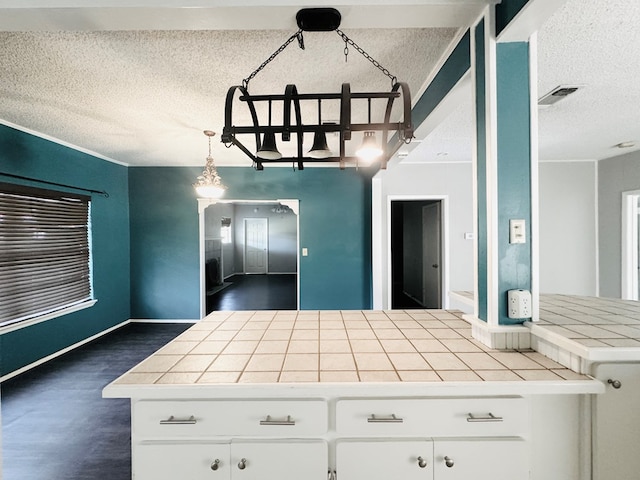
[210,459,220,471]
[417,456,427,468]
[159,415,196,425]
[466,412,503,423]
[608,379,622,389]
[367,414,403,423]
[259,415,295,426]
[238,458,247,470]
[444,456,454,468]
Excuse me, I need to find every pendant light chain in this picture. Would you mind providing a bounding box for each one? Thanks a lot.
[336,29,397,88]
[241,27,397,90]
[242,30,305,90]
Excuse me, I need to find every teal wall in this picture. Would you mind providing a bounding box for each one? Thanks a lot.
[496,42,532,324]
[129,166,374,319]
[0,124,131,376]
[496,0,530,36]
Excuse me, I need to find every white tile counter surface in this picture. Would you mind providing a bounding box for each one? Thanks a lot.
[104,310,603,398]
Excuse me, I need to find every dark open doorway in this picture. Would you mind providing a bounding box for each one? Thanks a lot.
[391,199,443,309]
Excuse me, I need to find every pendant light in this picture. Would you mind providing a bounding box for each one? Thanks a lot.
[308,99,332,159]
[257,100,282,160]
[355,98,382,164]
[193,130,227,198]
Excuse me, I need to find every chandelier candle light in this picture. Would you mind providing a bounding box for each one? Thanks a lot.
[221,8,413,171]
[193,130,227,198]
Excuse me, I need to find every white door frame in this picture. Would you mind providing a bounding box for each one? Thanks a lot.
[621,190,640,300]
[387,195,449,310]
[197,198,300,318]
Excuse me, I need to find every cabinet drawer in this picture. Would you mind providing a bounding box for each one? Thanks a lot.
[335,397,528,437]
[133,399,327,438]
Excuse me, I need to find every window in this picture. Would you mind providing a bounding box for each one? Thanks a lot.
[221,217,232,244]
[0,183,93,328]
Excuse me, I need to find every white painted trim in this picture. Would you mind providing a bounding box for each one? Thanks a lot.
[0,299,97,335]
[594,163,600,297]
[129,319,197,323]
[371,174,385,309]
[470,15,480,320]
[529,33,540,322]
[197,198,300,317]
[0,318,128,383]
[385,194,449,310]
[0,119,128,166]
[485,7,500,326]
[621,190,640,300]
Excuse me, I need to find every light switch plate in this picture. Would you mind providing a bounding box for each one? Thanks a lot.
[302,248,308,256]
[509,219,526,244]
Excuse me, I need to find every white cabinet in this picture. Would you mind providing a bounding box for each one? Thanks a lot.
[136,443,230,480]
[334,397,529,480]
[135,441,327,480]
[130,396,530,480]
[592,363,640,480]
[336,440,433,480]
[433,439,528,479]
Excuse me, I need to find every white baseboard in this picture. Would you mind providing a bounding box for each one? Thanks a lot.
[0,319,129,383]
[0,318,197,382]
[129,319,198,324]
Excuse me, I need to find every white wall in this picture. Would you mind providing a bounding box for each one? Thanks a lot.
[538,161,597,296]
[372,159,599,309]
[372,162,475,309]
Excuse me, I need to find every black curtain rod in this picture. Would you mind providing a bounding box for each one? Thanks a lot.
[0,172,109,198]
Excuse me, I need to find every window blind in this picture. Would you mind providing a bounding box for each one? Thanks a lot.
[0,183,92,327]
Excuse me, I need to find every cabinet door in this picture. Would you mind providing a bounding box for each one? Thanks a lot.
[593,363,640,480]
[135,443,230,480]
[434,439,528,479]
[336,440,433,480]
[231,440,327,480]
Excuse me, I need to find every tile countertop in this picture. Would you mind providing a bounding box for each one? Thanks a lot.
[530,294,640,363]
[104,310,604,399]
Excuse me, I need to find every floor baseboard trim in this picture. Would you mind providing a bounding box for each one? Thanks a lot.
[0,319,131,383]
[129,319,198,324]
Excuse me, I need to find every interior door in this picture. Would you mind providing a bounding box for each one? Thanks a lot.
[422,202,442,308]
[244,218,268,274]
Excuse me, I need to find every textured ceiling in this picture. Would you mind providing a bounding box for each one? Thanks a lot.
[404,0,640,165]
[1,0,638,167]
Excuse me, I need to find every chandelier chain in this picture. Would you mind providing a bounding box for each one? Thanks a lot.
[335,29,397,87]
[243,30,305,90]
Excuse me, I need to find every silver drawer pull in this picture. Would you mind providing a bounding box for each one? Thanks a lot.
[259,415,295,426]
[367,414,403,423]
[159,415,197,425]
[466,412,503,423]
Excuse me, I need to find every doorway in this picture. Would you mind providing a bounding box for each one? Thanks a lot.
[391,199,444,309]
[244,218,268,274]
[622,190,640,300]
[198,199,300,317]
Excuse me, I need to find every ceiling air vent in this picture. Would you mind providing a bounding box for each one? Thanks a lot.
[538,85,581,106]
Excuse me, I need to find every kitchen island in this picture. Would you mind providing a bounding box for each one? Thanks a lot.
[104,309,604,480]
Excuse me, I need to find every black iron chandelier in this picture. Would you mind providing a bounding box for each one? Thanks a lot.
[221,8,413,171]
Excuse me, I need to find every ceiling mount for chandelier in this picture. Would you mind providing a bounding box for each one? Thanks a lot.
[221,8,413,171]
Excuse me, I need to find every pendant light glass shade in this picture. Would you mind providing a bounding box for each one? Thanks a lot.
[193,131,227,199]
[256,131,282,160]
[356,131,383,164]
[308,131,332,159]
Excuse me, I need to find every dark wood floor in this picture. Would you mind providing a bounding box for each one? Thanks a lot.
[206,273,297,313]
[1,322,191,480]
